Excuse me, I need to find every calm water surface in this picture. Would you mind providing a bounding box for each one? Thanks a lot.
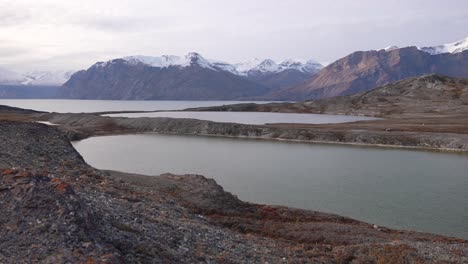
[0,99,275,113]
[73,134,468,239]
[104,111,379,124]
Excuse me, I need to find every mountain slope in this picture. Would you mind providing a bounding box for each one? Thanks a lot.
[269,38,468,100]
[59,53,270,100]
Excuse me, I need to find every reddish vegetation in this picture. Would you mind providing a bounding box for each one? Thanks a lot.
[52,178,74,194]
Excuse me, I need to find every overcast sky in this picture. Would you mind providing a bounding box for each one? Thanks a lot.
[0,0,467,71]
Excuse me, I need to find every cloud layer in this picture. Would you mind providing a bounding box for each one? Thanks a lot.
[0,0,467,71]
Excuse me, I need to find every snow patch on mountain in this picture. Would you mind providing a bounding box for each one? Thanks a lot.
[95,53,323,76]
[0,68,73,86]
[419,37,468,55]
[23,71,74,86]
[209,60,239,74]
[384,46,399,51]
[383,37,468,55]
[119,52,217,70]
[235,58,322,76]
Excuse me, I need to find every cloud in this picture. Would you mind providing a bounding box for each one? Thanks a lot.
[0,4,31,27]
[0,0,466,71]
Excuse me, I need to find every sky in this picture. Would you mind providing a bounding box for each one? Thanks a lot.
[0,0,467,72]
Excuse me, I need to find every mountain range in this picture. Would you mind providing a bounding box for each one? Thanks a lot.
[0,69,72,99]
[2,37,468,101]
[0,69,73,86]
[58,53,322,100]
[268,37,468,100]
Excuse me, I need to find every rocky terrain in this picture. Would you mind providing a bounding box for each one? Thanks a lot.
[268,45,468,100]
[189,75,468,118]
[1,75,468,262]
[0,120,467,263]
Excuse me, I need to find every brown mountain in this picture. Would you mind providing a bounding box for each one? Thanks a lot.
[269,47,468,100]
[187,74,468,118]
[58,53,270,100]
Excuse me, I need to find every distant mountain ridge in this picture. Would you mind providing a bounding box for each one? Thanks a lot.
[268,37,468,100]
[418,37,468,55]
[4,37,468,101]
[0,68,74,86]
[59,52,322,100]
[59,53,271,100]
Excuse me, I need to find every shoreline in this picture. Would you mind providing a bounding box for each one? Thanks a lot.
[42,112,468,153]
[78,130,468,154]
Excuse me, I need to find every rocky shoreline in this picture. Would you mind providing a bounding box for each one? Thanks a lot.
[37,112,468,153]
[0,120,467,263]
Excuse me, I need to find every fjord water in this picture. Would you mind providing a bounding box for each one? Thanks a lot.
[104,111,379,124]
[73,134,468,239]
[0,99,275,113]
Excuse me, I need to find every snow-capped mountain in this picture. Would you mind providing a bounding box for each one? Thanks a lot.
[22,71,74,86]
[272,38,468,100]
[382,37,468,55]
[121,52,217,71]
[0,68,74,86]
[234,58,322,76]
[60,52,324,100]
[419,37,468,55]
[60,52,270,100]
[94,53,322,77]
[231,58,323,91]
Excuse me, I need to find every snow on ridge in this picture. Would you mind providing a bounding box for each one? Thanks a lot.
[210,60,239,74]
[384,46,399,51]
[22,71,74,86]
[94,52,323,75]
[383,37,468,55]
[235,58,322,75]
[0,68,73,86]
[120,52,216,70]
[419,37,468,55]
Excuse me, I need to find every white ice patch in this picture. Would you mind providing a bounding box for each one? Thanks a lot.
[35,121,58,126]
[419,37,468,55]
[92,52,323,76]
